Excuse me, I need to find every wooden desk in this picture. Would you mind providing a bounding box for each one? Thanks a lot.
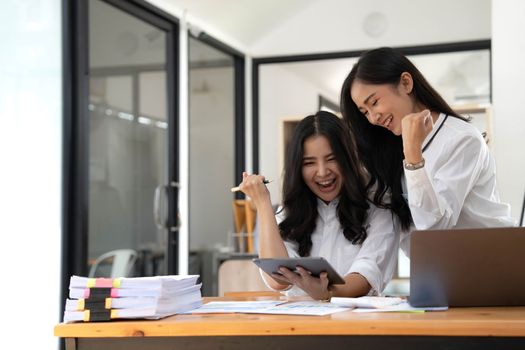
[55,297,525,350]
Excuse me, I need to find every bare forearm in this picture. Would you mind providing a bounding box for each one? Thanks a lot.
[238,172,289,289]
[331,273,371,297]
[252,199,290,290]
[256,199,288,258]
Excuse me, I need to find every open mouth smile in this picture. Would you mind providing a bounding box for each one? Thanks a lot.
[316,178,337,192]
[382,115,393,129]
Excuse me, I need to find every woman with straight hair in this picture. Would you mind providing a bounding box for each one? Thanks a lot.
[237,111,398,300]
[340,47,514,255]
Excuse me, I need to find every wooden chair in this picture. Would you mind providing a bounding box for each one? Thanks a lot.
[218,259,272,296]
[244,199,257,253]
[232,199,257,253]
[232,199,247,233]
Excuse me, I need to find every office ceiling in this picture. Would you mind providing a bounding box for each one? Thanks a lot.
[147,0,315,48]
[146,0,491,104]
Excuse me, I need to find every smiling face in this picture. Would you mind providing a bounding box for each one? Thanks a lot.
[301,135,342,203]
[350,73,419,136]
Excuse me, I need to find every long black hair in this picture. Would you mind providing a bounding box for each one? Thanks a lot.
[340,47,466,230]
[279,111,370,257]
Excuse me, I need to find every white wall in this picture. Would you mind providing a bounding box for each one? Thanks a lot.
[492,0,525,221]
[0,0,62,348]
[251,0,491,56]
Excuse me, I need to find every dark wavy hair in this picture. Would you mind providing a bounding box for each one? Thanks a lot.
[340,47,466,230]
[278,111,370,257]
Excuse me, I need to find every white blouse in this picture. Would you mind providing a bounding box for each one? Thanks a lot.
[401,113,515,254]
[262,198,399,296]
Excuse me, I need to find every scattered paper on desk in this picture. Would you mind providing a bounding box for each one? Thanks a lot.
[190,301,285,313]
[190,300,348,316]
[244,301,348,316]
[351,301,448,313]
[330,296,404,309]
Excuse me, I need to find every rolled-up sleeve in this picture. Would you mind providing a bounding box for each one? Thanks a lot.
[346,205,399,295]
[405,134,484,230]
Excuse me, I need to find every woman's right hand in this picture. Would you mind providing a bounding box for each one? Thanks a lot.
[274,266,331,300]
[238,172,271,207]
[401,109,433,163]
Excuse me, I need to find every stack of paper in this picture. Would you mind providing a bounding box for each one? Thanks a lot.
[63,275,202,323]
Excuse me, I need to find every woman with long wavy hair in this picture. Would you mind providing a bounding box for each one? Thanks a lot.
[238,111,398,300]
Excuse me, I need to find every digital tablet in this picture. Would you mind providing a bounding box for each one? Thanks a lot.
[252,257,346,285]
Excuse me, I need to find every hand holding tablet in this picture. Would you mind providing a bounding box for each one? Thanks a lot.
[252,257,345,285]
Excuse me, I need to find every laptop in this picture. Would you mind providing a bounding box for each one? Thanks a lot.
[409,227,525,307]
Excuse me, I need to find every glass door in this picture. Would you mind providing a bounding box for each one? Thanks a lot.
[85,0,178,277]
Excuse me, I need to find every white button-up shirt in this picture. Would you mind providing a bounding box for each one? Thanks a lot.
[264,199,398,296]
[401,113,515,255]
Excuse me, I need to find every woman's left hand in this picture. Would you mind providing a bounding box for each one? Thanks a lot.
[273,266,331,300]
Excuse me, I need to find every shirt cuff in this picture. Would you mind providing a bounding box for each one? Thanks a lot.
[404,166,429,207]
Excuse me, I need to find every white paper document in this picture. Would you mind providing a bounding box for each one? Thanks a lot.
[244,301,349,316]
[351,301,448,313]
[189,301,285,313]
[330,296,404,309]
[190,300,348,316]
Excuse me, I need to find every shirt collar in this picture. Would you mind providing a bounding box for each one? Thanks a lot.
[421,112,446,151]
[317,197,339,217]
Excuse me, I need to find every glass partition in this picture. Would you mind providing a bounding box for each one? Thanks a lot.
[188,36,237,295]
[87,0,171,276]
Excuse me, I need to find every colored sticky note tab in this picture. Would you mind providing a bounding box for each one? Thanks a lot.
[112,278,122,288]
[105,298,112,309]
[83,310,90,322]
[95,278,113,288]
[87,278,114,288]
